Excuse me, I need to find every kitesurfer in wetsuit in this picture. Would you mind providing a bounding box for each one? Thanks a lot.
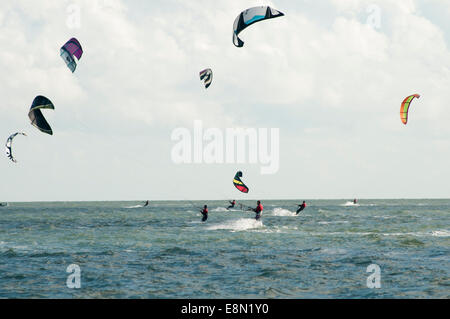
[248,201,263,220]
[201,205,208,222]
[143,200,149,207]
[227,200,236,210]
[353,199,358,204]
[296,201,307,214]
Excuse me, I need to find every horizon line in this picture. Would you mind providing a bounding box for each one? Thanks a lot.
[2,197,450,203]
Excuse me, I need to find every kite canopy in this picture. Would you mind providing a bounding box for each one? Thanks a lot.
[233,171,249,193]
[233,6,284,47]
[199,68,213,89]
[400,94,420,125]
[28,96,55,135]
[5,132,26,163]
[60,38,83,73]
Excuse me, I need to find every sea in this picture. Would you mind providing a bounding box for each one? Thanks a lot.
[0,199,448,298]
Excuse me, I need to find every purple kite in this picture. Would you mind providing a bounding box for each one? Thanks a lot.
[60,38,83,73]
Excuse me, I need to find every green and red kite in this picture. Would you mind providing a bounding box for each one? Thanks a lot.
[233,171,249,193]
[400,94,420,125]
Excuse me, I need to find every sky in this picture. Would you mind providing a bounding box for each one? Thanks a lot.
[0,0,449,201]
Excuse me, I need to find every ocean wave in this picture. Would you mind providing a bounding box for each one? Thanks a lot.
[341,201,360,207]
[309,230,448,238]
[211,207,235,212]
[206,218,263,232]
[399,238,425,246]
[124,205,144,209]
[1,248,17,257]
[319,248,348,255]
[160,247,192,255]
[0,244,30,252]
[254,225,299,234]
[310,231,373,236]
[271,207,297,216]
[431,230,450,237]
[317,221,349,225]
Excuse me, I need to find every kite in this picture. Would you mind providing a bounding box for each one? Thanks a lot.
[60,38,83,73]
[28,96,55,135]
[400,94,420,125]
[199,68,213,89]
[233,6,284,47]
[5,132,26,163]
[233,171,249,193]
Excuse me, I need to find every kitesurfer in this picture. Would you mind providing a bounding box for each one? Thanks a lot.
[248,201,263,220]
[296,201,307,214]
[143,200,149,207]
[353,199,357,204]
[201,205,208,222]
[227,200,236,210]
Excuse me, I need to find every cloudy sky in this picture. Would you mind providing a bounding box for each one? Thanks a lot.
[1,0,449,201]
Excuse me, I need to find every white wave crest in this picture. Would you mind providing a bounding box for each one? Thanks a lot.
[431,230,450,237]
[124,205,144,209]
[206,218,263,232]
[317,220,349,225]
[341,201,360,207]
[271,207,297,216]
